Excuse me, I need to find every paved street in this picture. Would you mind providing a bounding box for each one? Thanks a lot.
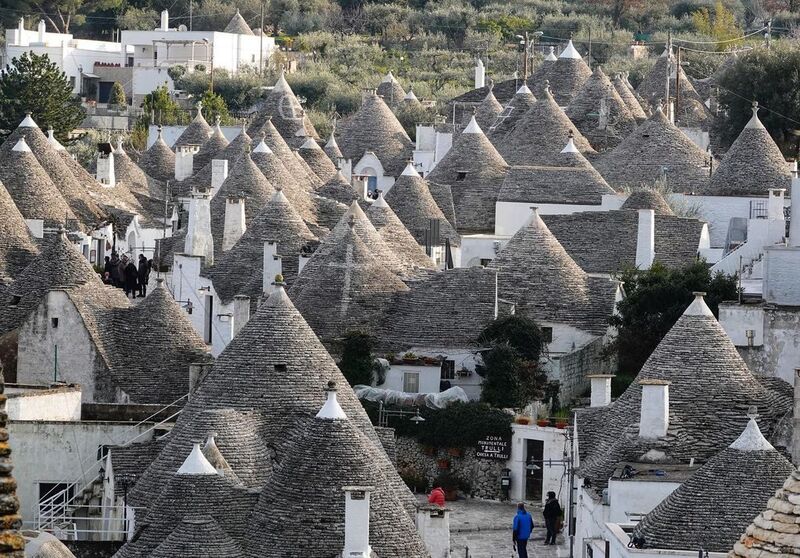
[418,496,570,558]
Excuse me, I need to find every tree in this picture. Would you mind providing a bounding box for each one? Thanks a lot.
[109,82,126,107]
[475,315,548,409]
[16,0,122,33]
[692,0,743,50]
[116,6,159,30]
[608,261,739,385]
[200,90,231,124]
[336,331,376,387]
[141,85,181,125]
[0,52,85,144]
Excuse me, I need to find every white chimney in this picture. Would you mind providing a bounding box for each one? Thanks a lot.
[222,197,245,252]
[175,145,196,181]
[635,208,655,269]
[184,189,214,265]
[298,253,312,274]
[232,295,250,337]
[792,369,800,464]
[587,374,614,408]
[96,151,116,187]
[639,379,670,439]
[767,188,786,221]
[17,18,25,45]
[211,159,228,196]
[342,486,373,558]
[160,9,169,31]
[417,505,451,558]
[790,186,800,248]
[474,58,485,89]
[37,20,45,43]
[262,242,282,295]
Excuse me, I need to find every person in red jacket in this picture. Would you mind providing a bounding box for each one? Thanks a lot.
[428,484,445,507]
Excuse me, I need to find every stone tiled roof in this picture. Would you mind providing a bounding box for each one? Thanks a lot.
[192,119,229,172]
[335,91,414,176]
[109,439,166,497]
[384,163,461,247]
[730,468,800,558]
[542,210,705,273]
[621,188,674,214]
[532,41,592,106]
[376,71,406,107]
[316,171,360,205]
[138,129,176,183]
[210,151,275,257]
[324,131,343,162]
[488,84,536,139]
[474,89,504,131]
[0,180,39,284]
[497,159,615,205]
[576,294,792,490]
[0,372,24,558]
[612,73,648,122]
[174,128,252,198]
[243,394,429,558]
[634,420,794,553]
[223,9,253,35]
[427,181,458,230]
[174,107,211,148]
[426,116,508,233]
[366,193,438,269]
[22,531,75,558]
[566,66,637,151]
[594,106,710,193]
[113,140,163,200]
[0,139,77,227]
[210,189,318,303]
[311,194,348,232]
[496,85,596,166]
[487,208,616,335]
[247,72,318,144]
[705,103,792,196]
[299,138,338,182]
[151,516,244,558]
[126,286,418,520]
[450,77,532,105]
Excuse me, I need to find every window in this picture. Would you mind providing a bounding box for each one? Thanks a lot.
[69,76,76,89]
[10,295,20,306]
[403,372,420,393]
[51,318,59,328]
[541,327,553,343]
[479,258,493,267]
[38,482,76,524]
[440,360,455,380]
[456,171,467,181]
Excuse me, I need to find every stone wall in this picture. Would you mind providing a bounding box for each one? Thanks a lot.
[558,336,614,403]
[395,436,506,500]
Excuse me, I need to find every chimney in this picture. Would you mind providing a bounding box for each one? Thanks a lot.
[598,97,609,130]
[635,208,655,269]
[767,188,786,221]
[262,242,282,295]
[17,18,25,45]
[175,145,195,181]
[417,505,451,558]
[587,374,614,408]
[475,58,485,89]
[342,486,374,558]
[639,379,670,439]
[298,253,311,274]
[160,9,169,31]
[184,188,214,265]
[211,159,228,196]
[222,197,245,252]
[37,19,45,43]
[188,362,213,398]
[96,151,116,187]
[792,369,800,464]
[232,295,250,337]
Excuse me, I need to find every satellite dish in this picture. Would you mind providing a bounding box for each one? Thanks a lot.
[178,24,188,32]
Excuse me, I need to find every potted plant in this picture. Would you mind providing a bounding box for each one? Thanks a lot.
[536,416,550,427]
[555,408,571,429]
[516,416,532,425]
[435,472,466,501]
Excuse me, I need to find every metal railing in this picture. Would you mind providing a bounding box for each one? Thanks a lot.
[29,503,147,541]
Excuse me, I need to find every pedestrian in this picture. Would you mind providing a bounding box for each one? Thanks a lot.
[122,255,138,299]
[137,254,150,297]
[543,491,562,545]
[108,252,121,287]
[428,484,445,507]
[512,502,534,558]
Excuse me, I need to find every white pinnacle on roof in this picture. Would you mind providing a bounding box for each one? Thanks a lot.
[113,136,125,154]
[300,137,321,150]
[47,129,66,151]
[516,84,533,95]
[19,113,38,128]
[176,443,218,475]
[683,292,714,317]
[729,418,775,451]
[404,89,418,101]
[745,101,766,129]
[545,46,557,61]
[325,132,339,149]
[560,133,579,153]
[196,100,203,115]
[382,71,397,83]
[463,115,483,134]
[273,70,290,93]
[401,161,420,177]
[316,382,348,420]
[372,191,389,208]
[214,114,222,132]
[12,138,31,152]
[559,39,582,59]
[253,139,273,154]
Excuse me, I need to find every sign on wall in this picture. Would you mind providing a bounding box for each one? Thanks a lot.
[476,435,511,460]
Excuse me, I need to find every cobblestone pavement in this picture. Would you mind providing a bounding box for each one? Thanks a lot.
[417,496,570,558]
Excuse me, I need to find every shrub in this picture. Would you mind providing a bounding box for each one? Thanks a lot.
[399,466,429,492]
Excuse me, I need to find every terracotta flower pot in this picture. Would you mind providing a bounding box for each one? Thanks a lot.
[516,417,532,425]
[537,419,550,427]
[556,421,569,429]
[437,459,450,470]
[445,488,459,501]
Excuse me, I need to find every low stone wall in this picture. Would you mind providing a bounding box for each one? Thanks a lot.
[558,336,615,403]
[395,436,506,500]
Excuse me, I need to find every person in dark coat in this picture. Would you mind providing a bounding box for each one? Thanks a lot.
[137,254,150,297]
[122,255,138,298]
[108,253,121,287]
[543,491,562,545]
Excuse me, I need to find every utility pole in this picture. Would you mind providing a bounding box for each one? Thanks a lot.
[259,0,265,75]
[523,32,530,79]
[588,28,592,69]
[665,30,672,116]
[189,0,193,31]
[767,20,772,50]
[675,45,681,121]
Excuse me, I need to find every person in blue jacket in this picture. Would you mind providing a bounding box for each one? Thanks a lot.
[513,502,535,558]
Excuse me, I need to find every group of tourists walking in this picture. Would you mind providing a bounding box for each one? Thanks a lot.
[103,253,151,298]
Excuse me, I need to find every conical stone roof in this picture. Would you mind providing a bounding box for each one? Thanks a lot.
[223,9,253,35]
[576,293,792,490]
[621,188,675,215]
[138,128,176,183]
[426,116,507,233]
[0,139,76,227]
[566,66,637,151]
[247,72,318,143]
[311,193,348,232]
[613,73,648,122]
[0,180,39,284]
[376,71,406,107]
[151,516,244,558]
[210,151,275,256]
[192,117,229,172]
[299,137,337,182]
[384,163,461,247]
[210,189,318,303]
[594,105,710,193]
[243,389,429,558]
[705,102,792,196]
[174,105,212,149]
[175,127,252,197]
[474,88,504,131]
[113,139,156,198]
[533,40,592,106]
[324,130,343,162]
[335,91,413,176]
[488,84,536,139]
[497,85,596,166]
[402,87,422,108]
[633,419,794,552]
[366,192,438,270]
[316,171,360,205]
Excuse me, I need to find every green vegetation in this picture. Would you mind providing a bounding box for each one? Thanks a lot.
[0,52,85,144]
[336,330,377,387]
[109,82,127,107]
